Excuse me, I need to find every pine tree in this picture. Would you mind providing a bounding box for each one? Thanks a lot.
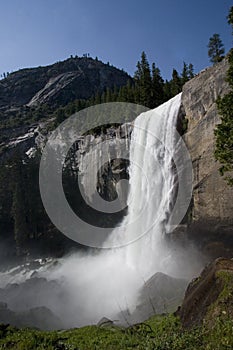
[163,80,172,101]
[151,63,164,107]
[228,6,233,33]
[188,63,195,79]
[94,91,101,105]
[105,87,112,102]
[170,69,182,96]
[181,62,189,85]
[134,51,152,107]
[208,34,225,64]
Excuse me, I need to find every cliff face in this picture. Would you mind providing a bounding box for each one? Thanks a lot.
[181,58,233,256]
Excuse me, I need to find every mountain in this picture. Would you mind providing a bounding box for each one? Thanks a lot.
[0,56,131,109]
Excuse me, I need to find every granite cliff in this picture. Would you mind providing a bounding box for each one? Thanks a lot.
[181,58,233,257]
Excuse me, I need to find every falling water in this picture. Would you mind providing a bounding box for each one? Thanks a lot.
[110,93,183,278]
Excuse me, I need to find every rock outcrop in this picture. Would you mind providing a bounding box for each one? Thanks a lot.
[181,58,233,257]
[176,257,233,328]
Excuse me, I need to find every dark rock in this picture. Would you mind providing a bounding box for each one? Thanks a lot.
[175,257,233,328]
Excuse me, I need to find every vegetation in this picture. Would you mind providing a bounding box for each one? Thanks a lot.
[208,33,225,64]
[215,6,233,185]
[0,313,232,350]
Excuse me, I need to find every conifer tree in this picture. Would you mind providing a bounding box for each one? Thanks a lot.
[151,63,164,107]
[228,6,233,33]
[181,62,189,85]
[134,51,152,107]
[170,69,182,96]
[163,80,172,101]
[188,63,195,79]
[208,34,225,64]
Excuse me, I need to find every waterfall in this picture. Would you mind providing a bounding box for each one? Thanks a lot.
[108,93,183,279]
[43,92,194,326]
[0,93,199,329]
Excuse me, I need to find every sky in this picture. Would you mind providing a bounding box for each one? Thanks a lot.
[0,0,232,80]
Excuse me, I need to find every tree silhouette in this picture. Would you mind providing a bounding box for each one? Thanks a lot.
[208,34,225,64]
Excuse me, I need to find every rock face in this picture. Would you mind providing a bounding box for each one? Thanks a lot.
[181,58,233,256]
[176,257,233,328]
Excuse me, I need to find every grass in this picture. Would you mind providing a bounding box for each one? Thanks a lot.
[0,313,233,350]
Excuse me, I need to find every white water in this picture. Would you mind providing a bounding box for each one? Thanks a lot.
[0,93,204,328]
[108,93,183,279]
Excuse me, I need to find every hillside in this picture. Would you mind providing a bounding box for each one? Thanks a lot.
[0,56,131,109]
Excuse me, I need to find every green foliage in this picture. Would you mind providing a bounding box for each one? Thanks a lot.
[0,313,233,349]
[188,63,195,79]
[208,33,225,64]
[215,93,233,185]
[151,63,164,107]
[170,69,182,96]
[134,51,152,107]
[181,62,189,85]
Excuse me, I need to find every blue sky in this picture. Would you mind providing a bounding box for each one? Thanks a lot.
[0,0,232,80]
